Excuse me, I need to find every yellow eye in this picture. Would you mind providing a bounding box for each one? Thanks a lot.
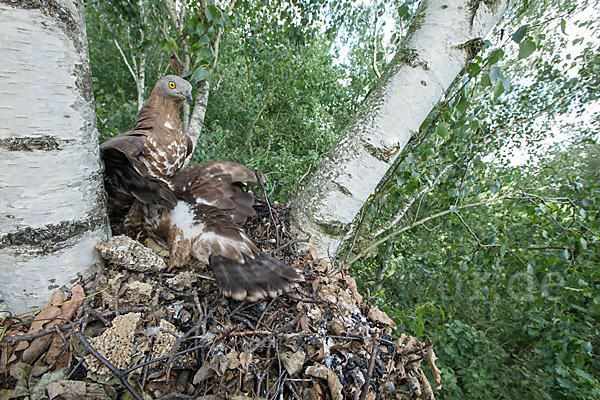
[169,81,176,89]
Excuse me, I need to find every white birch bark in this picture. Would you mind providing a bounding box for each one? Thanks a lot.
[0,0,109,313]
[184,0,235,157]
[290,0,512,257]
[186,79,210,160]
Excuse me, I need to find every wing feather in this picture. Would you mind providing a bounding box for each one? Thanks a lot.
[101,134,177,212]
[170,161,258,224]
[168,201,302,301]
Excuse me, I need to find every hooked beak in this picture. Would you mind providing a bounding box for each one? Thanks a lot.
[183,90,193,103]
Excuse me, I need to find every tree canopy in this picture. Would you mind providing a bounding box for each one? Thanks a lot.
[85,0,599,398]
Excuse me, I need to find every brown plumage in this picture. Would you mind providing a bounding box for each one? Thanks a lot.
[101,76,302,301]
[170,161,258,224]
[101,75,193,220]
[139,163,302,301]
[163,201,302,301]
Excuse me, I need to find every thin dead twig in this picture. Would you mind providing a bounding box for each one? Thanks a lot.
[164,319,203,377]
[2,305,154,344]
[267,237,308,254]
[255,168,280,248]
[360,333,379,400]
[250,310,305,353]
[74,331,143,400]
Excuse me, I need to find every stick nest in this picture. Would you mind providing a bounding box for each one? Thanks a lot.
[0,203,442,400]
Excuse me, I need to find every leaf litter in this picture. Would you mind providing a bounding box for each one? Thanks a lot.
[0,203,442,399]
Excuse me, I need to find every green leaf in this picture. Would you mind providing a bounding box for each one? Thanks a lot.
[449,205,459,213]
[456,96,469,113]
[481,73,492,87]
[580,238,587,250]
[166,37,177,51]
[512,25,529,43]
[205,6,213,22]
[199,46,214,61]
[448,188,459,197]
[488,66,502,82]
[191,67,211,84]
[493,79,505,99]
[197,34,210,45]
[574,368,595,383]
[560,18,567,35]
[502,75,511,91]
[488,48,504,65]
[467,62,481,76]
[518,39,536,59]
[398,4,409,18]
[558,249,569,261]
[436,122,449,138]
[581,341,593,353]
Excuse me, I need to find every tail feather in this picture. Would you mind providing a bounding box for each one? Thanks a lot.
[210,252,302,301]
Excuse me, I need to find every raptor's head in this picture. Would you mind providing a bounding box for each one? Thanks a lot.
[155,75,193,103]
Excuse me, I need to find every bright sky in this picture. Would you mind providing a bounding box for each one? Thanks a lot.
[332,2,600,167]
[503,3,600,166]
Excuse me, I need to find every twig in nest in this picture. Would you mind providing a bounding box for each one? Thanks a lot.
[1,324,71,344]
[250,309,305,353]
[164,319,203,378]
[286,381,302,400]
[255,168,280,248]
[257,297,277,328]
[231,314,256,330]
[257,359,275,396]
[360,332,379,400]
[285,293,324,304]
[156,394,192,400]
[84,306,111,327]
[66,355,86,380]
[141,335,156,390]
[267,237,309,254]
[2,306,155,344]
[74,331,143,400]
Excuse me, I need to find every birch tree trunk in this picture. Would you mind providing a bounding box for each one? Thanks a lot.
[0,0,109,313]
[290,0,512,257]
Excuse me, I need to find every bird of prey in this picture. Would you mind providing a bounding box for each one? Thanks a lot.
[100,76,302,301]
[101,75,193,218]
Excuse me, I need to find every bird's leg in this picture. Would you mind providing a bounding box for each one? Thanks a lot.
[123,200,145,238]
[167,225,191,270]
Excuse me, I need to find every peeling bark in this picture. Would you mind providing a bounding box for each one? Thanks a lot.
[0,0,109,313]
[290,0,512,257]
[186,79,210,162]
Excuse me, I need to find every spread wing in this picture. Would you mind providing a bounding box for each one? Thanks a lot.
[168,201,302,301]
[101,135,178,212]
[170,161,258,224]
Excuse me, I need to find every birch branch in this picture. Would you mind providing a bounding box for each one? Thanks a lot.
[347,194,524,266]
[163,0,178,26]
[113,38,137,84]
[185,0,236,155]
[370,163,454,238]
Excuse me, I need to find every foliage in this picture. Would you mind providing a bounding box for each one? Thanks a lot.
[347,1,600,399]
[86,0,168,136]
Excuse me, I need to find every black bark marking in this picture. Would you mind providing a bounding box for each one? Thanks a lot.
[0,136,61,151]
[0,214,108,254]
